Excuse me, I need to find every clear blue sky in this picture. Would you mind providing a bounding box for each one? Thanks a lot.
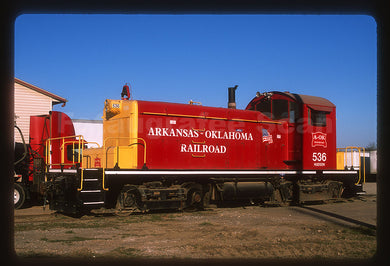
[15,14,377,148]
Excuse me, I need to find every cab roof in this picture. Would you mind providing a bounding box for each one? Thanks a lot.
[246,91,335,112]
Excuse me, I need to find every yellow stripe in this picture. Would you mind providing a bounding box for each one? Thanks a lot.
[258,120,283,124]
[206,116,228,121]
[230,118,282,124]
[169,113,205,118]
[141,112,204,119]
[230,118,257,123]
[141,111,166,116]
[141,112,282,124]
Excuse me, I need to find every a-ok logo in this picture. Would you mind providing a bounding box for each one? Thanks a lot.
[311,132,327,148]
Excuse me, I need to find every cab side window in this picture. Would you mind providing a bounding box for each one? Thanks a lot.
[67,145,82,162]
[256,99,296,121]
[289,101,298,123]
[309,109,327,127]
[272,99,288,120]
[256,99,271,118]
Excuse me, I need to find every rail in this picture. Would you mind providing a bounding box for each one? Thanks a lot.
[60,140,101,165]
[45,135,100,191]
[45,135,85,168]
[81,141,102,168]
[337,146,365,185]
[102,137,147,191]
[60,140,100,191]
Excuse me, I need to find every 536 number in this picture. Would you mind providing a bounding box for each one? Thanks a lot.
[312,152,327,162]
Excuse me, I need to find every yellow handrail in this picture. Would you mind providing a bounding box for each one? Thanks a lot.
[45,135,91,191]
[46,135,101,167]
[45,135,85,168]
[60,140,101,165]
[60,139,81,165]
[344,146,365,185]
[101,137,147,191]
[45,135,146,192]
[78,170,84,191]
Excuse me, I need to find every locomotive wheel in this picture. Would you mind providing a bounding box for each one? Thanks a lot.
[328,181,344,199]
[184,184,203,211]
[188,189,202,207]
[115,186,142,216]
[14,183,26,209]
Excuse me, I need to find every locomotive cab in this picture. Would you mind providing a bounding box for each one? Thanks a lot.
[246,91,336,170]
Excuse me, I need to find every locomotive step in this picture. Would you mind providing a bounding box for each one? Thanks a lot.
[83,201,105,205]
[78,173,105,206]
[81,171,103,191]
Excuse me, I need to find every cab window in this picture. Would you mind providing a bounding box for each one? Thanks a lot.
[272,99,288,120]
[289,101,298,123]
[309,109,327,127]
[67,145,82,162]
[255,99,271,118]
[256,99,297,121]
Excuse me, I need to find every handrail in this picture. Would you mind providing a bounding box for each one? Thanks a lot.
[46,135,100,167]
[45,135,85,168]
[344,146,366,185]
[45,135,101,191]
[59,139,82,165]
[60,140,101,165]
[46,135,147,192]
[102,137,147,191]
[102,137,147,167]
[83,155,90,168]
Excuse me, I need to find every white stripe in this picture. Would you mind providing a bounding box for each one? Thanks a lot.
[47,169,353,176]
[48,169,77,173]
[323,170,357,174]
[301,171,316,174]
[105,170,299,175]
[80,190,101,193]
[83,201,104,205]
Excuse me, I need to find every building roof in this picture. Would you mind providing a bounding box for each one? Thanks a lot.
[72,119,103,124]
[14,77,67,105]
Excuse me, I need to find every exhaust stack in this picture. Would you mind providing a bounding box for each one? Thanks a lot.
[228,85,238,109]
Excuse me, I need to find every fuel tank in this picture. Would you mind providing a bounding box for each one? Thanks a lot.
[222,182,274,200]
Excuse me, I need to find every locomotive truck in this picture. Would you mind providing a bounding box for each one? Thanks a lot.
[14,85,362,214]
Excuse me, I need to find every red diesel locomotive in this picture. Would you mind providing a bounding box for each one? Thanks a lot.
[15,85,361,213]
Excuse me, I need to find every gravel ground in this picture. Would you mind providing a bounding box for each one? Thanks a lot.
[13,195,377,261]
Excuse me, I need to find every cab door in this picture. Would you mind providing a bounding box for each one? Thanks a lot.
[255,97,289,169]
[302,105,336,170]
[286,100,302,169]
